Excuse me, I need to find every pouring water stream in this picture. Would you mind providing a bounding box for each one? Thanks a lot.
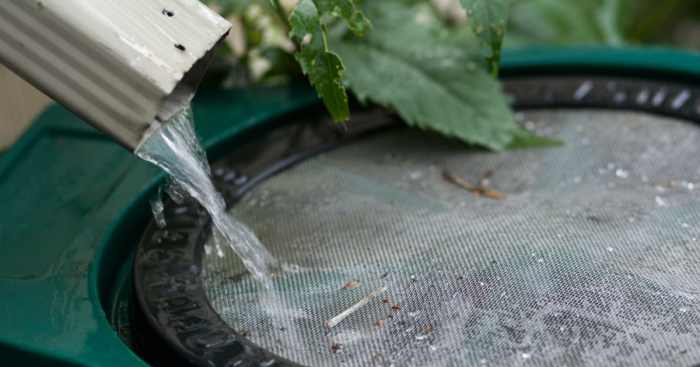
[136,106,278,285]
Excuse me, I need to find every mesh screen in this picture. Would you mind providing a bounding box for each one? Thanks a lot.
[202,110,700,366]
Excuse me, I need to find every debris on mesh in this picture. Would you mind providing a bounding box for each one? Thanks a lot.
[342,279,361,290]
[330,343,342,353]
[442,170,506,200]
[326,286,388,329]
[203,110,700,366]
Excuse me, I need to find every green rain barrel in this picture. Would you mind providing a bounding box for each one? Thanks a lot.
[3,48,700,367]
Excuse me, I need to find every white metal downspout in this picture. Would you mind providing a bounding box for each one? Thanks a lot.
[0,0,231,150]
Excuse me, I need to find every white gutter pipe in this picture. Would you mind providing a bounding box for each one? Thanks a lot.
[0,0,231,150]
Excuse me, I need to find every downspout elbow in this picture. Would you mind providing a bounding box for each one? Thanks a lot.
[0,0,231,150]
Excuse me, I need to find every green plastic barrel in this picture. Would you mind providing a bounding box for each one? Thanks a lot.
[3,47,700,366]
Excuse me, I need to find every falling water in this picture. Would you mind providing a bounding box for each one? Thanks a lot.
[136,106,278,283]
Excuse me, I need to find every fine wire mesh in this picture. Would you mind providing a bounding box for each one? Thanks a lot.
[202,110,700,366]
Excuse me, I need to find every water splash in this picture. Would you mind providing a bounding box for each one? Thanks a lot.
[136,106,278,283]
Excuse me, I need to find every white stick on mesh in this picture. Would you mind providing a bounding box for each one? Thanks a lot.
[325,286,388,329]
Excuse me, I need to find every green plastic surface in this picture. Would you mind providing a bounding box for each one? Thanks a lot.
[1,47,700,366]
[0,84,317,366]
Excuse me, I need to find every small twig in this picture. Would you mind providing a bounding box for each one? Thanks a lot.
[342,279,361,290]
[443,170,505,200]
[325,286,388,329]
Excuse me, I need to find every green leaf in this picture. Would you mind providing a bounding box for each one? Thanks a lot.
[507,129,562,150]
[459,0,511,74]
[314,0,371,36]
[305,52,349,120]
[289,0,350,122]
[331,2,532,150]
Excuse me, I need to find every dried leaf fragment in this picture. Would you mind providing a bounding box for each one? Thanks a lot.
[342,279,361,290]
[443,170,506,200]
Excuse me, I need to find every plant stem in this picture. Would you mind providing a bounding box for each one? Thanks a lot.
[272,0,290,27]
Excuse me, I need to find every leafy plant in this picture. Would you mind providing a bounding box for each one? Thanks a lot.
[205,0,542,150]
[203,0,700,150]
[331,1,535,150]
[286,0,370,123]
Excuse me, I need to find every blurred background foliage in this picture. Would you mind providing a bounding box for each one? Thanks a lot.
[204,0,700,88]
[507,0,700,48]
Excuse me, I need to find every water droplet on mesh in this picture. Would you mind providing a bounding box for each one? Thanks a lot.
[409,171,424,181]
[615,169,629,179]
[681,181,696,191]
[655,196,669,207]
[522,353,531,360]
[415,334,429,341]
